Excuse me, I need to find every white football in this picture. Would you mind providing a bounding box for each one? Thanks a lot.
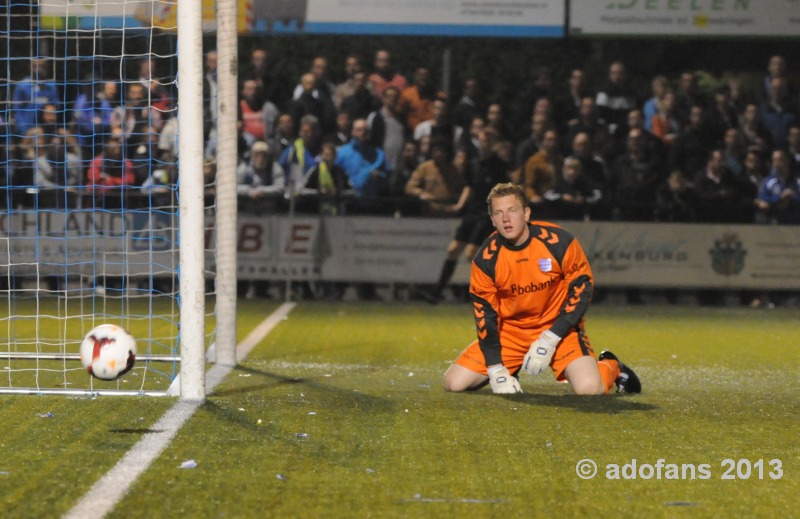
[79,324,137,381]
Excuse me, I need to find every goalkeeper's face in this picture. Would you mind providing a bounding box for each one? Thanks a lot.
[490,195,531,246]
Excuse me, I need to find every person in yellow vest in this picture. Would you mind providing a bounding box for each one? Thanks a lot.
[306,142,351,216]
[278,114,321,200]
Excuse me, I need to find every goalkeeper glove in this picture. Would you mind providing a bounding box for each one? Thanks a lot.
[522,330,561,376]
[487,364,522,394]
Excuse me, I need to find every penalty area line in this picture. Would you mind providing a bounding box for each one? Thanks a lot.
[63,302,296,519]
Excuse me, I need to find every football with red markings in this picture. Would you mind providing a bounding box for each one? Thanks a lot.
[79,324,137,381]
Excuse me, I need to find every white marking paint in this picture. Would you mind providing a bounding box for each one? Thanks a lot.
[63,302,296,519]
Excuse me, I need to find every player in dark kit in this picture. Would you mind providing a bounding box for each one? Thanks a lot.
[442,182,641,395]
[423,128,511,303]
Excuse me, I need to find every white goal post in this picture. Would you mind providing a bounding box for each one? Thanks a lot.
[177,0,207,401]
[0,0,237,399]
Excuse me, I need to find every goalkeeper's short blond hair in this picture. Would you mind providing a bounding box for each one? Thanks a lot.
[486,183,526,215]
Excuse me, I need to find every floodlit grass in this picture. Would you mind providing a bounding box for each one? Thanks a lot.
[2,301,799,518]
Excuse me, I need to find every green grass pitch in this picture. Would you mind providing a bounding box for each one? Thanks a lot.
[1,300,798,518]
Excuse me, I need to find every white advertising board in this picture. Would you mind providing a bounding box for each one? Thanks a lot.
[216,216,800,290]
[570,0,800,37]
[0,209,178,277]
[39,0,566,37]
[226,215,456,283]
[3,212,799,289]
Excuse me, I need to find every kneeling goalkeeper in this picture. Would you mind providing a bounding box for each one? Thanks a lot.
[443,183,641,395]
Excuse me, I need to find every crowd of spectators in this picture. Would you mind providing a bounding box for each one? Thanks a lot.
[2,50,799,224]
[232,49,799,224]
[1,56,177,209]
[2,48,800,301]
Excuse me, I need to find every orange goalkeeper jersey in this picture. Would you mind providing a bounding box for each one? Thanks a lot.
[470,221,593,366]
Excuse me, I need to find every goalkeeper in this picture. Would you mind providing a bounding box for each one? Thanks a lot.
[443,182,641,395]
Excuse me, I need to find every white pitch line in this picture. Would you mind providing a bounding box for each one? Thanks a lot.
[63,302,296,519]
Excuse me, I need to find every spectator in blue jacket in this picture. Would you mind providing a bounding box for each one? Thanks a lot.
[10,58,60,137]
[335,118,387,203]
[757,148,800,224]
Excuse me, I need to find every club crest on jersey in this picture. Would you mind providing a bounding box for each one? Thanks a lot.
[538,258,552,272]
